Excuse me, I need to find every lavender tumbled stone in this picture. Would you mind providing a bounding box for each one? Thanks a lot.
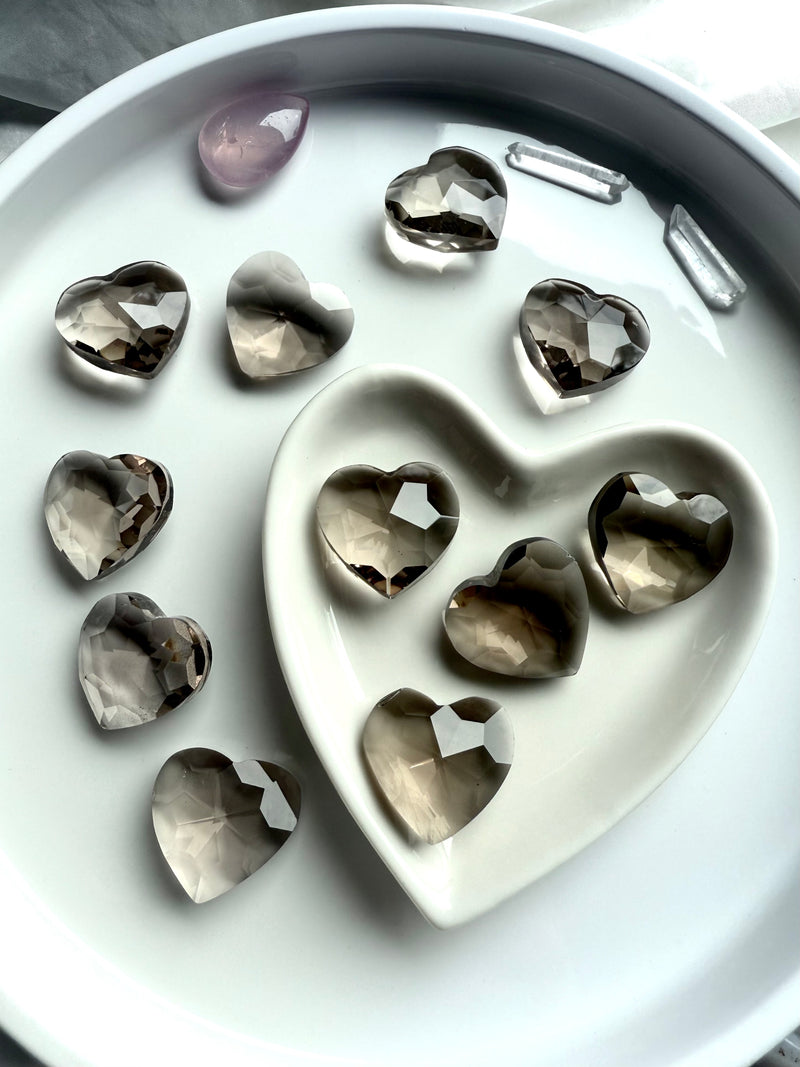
[198,92,309,188]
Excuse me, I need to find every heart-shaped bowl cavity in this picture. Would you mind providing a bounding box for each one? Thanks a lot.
[264,363,776,928]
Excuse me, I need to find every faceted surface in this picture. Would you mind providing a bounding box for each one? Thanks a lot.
[665,205,747,310]
[55,261,189,378]
[506,141,630,204]
[316,462,459,597]
[227,251,354,378]
[519,278,649,396]
[444,538,589,678]
[79,592,211,729]
[589,472,734,614]
[385,146,507,253]
[44,450,172,580]
[198,92,308,188]
[152,748,300,902]
[362,689,513,844]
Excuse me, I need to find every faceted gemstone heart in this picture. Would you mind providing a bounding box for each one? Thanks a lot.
[589,472,733,614]
[444,538,589,678]
[152,748,301,902]
[519,279,649,396]
[79,592,211,729]
[198,92,309,188]
[385,146,507,253]
[316,462,459,597]
[227,251,354,378]
[55,261,189,378]
[362,689,513,845]
[44,450,172,580]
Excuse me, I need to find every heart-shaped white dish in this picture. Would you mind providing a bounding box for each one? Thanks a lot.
[264,363,776,928]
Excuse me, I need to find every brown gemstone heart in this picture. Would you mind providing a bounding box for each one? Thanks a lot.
[79,592,211,729]
[444,538,589,678]
[362,689,513,844]
[589,472,733,613]
[55,261,189,378]
[384,146,507,253]
[316,462,459,597]
[152,748,301,902]
[44,450,172,580]
[519,278,649,396]
[226,251,354,378]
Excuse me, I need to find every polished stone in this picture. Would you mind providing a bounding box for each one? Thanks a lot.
[362,688,513,844]
[79,592,211,729]
[44,450,172,580]
[519,278,649,396]
[444,538,589,677]
[316,462,459,597]
[589,471,733,613]
[198,92,308,187]
[152,748,301,902]
[227,251,354,378]
[55,261,189,378]
[665,205,747,310]
[385,146,507,253]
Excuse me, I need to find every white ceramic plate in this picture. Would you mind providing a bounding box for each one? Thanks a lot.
[0,8,798,1067]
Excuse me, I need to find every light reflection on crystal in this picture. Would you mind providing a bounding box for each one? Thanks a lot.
[44,450,172,580]
[505,141,630,203]
[317,462,459,597]
[198,92,308,187]
[665,205,746,310]
[444,538,589,678]
[385,146,507,253]
[589,471,733,613]
[362,689,513,844]
[227,251,354,378]
[519,279,649,397]
[79,592,211,729]
[152,748,301,902]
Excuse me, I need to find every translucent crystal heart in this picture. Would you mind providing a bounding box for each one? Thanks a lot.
[519,278,649,396]
[227,251,354,378]
[44,450,172,580]
[55,261,190,378]
[385,146,507,253]
[198,92,309,188]
[79,592,211,729]
[362,689,513,845]
[589,472,733,614]
[152,748,301,902]
[444,537,589,678]
[316,462,459,597]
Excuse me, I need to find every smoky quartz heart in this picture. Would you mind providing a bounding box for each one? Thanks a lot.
[362,689,513,845]
[152,748,301,902]
[227,251,354,378]
[385,146,507,253]
[44,450,172,580]
[79,592,211,729]
[198,92,309,188]
[316,462,459,597]
[55,261,189,378]
[589,472,733,613]
[444,538,589,678]
[519,279,649,396]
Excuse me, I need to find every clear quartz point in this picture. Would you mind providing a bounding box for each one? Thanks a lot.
[589,471,734,614]
[362,689,513,844]
[664,205,746,309]
[316,462,459,597]
[226,251,354,378]
[79,592,211,729]
[152,748,301,902]
[44,450,172,580]
[444,537,589,678]
[385,146,507,253]
[505,141,630,204]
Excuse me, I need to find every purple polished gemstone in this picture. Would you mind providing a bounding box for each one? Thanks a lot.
[198,92,309,187]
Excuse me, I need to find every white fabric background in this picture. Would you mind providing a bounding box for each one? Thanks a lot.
[0,1,796,1064]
